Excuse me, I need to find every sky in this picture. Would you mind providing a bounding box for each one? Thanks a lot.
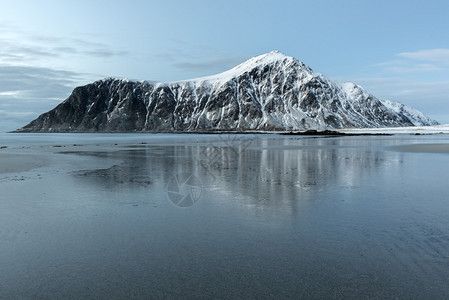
[1,0,449,131]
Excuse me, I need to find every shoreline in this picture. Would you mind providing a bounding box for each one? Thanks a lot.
[7,124,449,135]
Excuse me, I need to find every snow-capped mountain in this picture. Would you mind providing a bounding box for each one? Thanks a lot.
[16,51,438,132]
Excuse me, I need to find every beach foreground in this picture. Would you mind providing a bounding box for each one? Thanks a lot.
[1,133,449,298]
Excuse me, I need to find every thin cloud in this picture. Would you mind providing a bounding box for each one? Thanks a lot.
[0,52,23,61]
[172,57,246,74]
[52,46,80,54]
[85,49,129,58]
[398,49,449,65]
[154,40,247,77]
[0,110,35,118]
[153,52,177,62]
[375,48,449,74]
[0,27,129,64]
[70,38,112,49]
[0,65,83,96]
[0,40,56,63]
[376,60,445,73]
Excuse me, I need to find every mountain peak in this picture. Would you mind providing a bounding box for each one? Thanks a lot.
[257,50,289,59]
[185,51,304,85]
[237,50,294,68]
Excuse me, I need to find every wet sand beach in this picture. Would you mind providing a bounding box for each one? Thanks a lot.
[391,143,449,154]
[1,133,449,299]
[0,153,49,174]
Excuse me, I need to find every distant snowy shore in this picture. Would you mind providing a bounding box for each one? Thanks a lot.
[338,124,449,134]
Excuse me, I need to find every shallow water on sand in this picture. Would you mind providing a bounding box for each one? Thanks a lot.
[1,133,449,299]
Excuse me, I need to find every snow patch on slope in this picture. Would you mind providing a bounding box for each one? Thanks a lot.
[380,99,439,126]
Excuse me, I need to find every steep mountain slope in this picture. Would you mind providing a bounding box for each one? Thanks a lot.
[16,51,438,132]
[379,99,437,126]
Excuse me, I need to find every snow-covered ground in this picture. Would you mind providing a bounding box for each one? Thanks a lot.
[339,124,449,134]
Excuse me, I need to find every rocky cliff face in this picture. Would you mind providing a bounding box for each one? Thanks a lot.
[16,51,438,132]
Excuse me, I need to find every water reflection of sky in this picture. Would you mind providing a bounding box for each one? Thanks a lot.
[67,136,408,215]
[2,134,449,298]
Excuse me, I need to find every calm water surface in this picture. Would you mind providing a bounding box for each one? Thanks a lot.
[1,133,449,299]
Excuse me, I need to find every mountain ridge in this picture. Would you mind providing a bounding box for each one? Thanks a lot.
[16,51,438,132]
